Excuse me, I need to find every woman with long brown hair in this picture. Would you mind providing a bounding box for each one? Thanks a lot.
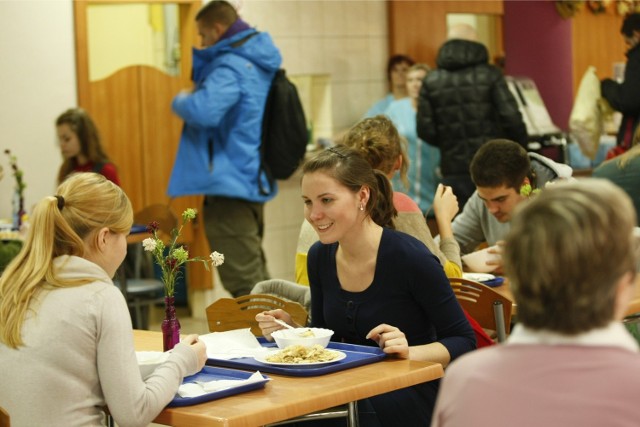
[56,108,120,185]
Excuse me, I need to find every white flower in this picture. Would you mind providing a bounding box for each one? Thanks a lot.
[210,251,225,267]
[142,238,157,252]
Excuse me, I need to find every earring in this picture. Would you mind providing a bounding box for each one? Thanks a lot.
[359,204,364,211]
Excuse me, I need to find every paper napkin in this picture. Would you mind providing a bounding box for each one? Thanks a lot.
[177,371,267,398]
[199,328,271,360]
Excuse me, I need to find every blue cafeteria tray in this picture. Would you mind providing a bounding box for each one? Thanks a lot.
[168,366,269,407]
[206,340,386,377]
[130,224,148,234]
[482,277,505,287]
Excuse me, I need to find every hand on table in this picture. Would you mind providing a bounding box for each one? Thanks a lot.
[182,334,207,369]
[255,309,294,340]
[366,324,409,358]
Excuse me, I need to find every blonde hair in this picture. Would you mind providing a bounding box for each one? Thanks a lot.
[0,173,133,348]
[504,179,637,334]
[342,115,410,190]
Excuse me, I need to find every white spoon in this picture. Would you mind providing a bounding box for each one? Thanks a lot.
[273,318,305,338]
[273,318,295,330]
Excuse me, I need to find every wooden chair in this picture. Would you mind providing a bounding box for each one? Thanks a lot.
[206,294,308,336]
[0,405,10,427]
[115,204,178,329]
[450,277,513,343]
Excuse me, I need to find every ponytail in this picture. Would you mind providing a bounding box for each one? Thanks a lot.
[370,170,396,229]
[0,173,132,348]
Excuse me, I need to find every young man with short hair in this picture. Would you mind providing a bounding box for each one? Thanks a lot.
[451,139,573,255]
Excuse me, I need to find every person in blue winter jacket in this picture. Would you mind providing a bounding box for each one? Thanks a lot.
[168,0,282,297]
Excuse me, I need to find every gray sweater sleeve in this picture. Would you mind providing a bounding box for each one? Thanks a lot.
[396,211,448,266]
[451,192,488,254]
[97,288,199,427]
[439,236,462,269]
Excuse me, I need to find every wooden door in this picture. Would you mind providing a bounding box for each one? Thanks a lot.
[388,0,503,66]
[73,0,212,290]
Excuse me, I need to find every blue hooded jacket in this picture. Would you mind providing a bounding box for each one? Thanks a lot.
[168,28,282,201]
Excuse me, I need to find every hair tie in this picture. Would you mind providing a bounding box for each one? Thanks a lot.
[327,146,347,159]
[55,195,65,211]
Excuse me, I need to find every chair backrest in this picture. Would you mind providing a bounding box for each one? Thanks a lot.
[206,294,309,336]
[450,277,513,342]
[0,405,10,427]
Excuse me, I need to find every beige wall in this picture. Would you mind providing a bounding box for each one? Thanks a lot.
[240,0,389,132]
[237,1,390,281]
[0,0,76,221]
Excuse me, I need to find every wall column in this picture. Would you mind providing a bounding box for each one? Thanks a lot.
[504,1,573,131]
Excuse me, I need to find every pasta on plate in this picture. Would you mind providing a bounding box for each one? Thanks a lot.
[266,344,340,364]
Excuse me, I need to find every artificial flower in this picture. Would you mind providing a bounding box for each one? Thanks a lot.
[143,208,224,297]
[210,251,225,267]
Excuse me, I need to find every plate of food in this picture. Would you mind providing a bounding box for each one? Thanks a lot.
[254,344,346,367]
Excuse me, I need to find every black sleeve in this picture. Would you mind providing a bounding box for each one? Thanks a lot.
[601,52,640,114]
[416,76,439,147]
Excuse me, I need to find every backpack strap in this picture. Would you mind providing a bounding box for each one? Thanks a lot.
[258,70,280,196]
[230,30,259,48]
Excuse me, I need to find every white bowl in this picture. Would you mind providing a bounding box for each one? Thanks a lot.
[271,327,333,349]
[461,246,500,273]
[136,351,170,379]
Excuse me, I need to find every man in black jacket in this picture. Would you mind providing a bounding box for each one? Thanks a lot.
[417,24,527,208]
[601,13,640,157]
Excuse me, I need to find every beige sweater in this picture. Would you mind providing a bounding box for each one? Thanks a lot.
[0,255,199,427]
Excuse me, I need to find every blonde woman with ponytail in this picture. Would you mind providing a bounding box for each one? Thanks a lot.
[0,173,206,427]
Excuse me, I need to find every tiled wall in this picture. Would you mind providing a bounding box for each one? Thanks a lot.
[238,0,390,282]
[241,0,389,131]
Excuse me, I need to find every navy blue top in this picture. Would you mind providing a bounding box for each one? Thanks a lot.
[309,227,475,358]
[308,228,475,425]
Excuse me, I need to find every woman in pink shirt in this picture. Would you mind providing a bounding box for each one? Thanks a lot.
[432,179,640,427]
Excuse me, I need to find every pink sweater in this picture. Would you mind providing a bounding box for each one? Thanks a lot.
[432,324,640,427]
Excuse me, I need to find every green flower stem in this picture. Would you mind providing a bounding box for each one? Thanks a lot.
[147,209,211,297]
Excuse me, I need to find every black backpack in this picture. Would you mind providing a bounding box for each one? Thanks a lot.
[259,69,308,195]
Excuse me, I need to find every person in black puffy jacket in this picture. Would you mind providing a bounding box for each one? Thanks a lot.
[417,24,527,209]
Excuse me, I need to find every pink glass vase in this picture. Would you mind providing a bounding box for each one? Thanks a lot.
[162,296,181,351]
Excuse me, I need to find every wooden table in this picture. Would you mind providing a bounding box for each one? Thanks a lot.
[490,278,640,317]
[134,330,444,427]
